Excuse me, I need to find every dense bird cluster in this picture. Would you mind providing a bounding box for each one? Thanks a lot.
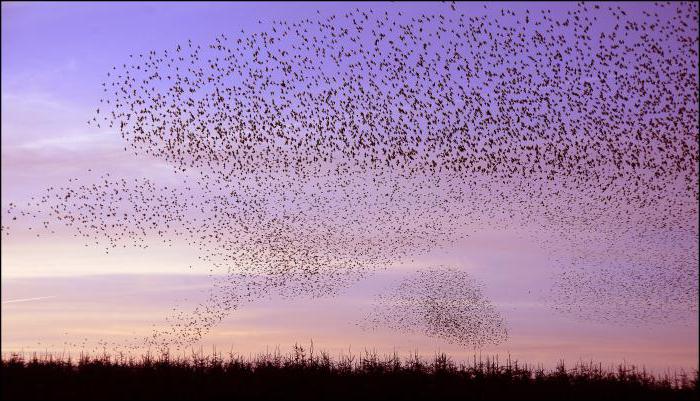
[2,2,698,350]
[362,266,508,348]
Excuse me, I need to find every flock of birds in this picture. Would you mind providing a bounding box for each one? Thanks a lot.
[362,266,508,348]
[2,1,698,351]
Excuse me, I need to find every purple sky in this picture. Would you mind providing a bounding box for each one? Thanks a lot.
[1,2,698,373]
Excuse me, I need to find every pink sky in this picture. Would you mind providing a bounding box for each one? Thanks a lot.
[1,2,698,374]
[2,269,697,374]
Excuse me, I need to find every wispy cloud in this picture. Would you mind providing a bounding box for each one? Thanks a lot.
[2,295,56,304]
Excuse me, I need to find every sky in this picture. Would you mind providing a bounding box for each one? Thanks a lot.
[1,2,698,373]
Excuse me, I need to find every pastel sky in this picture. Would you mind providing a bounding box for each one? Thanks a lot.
[1,2,698,374]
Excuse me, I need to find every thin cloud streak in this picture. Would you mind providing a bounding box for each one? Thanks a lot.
[2,295,56,304]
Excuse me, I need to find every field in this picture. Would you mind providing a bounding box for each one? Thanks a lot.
[2,347,697,400]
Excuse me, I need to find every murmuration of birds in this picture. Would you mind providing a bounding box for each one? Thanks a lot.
[362,266,508,348]
[2,1,698,351]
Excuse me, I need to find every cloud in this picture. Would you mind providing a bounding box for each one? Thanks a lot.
[2,295,56,304]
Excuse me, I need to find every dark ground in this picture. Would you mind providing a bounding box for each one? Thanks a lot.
[2,351,697,400]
